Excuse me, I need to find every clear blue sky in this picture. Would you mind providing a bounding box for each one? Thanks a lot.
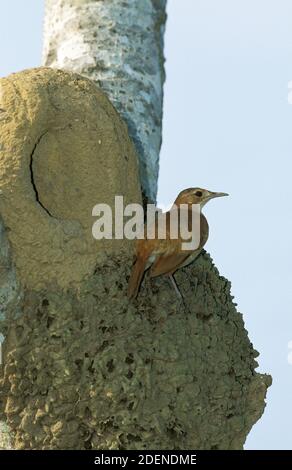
[1,0,292,450]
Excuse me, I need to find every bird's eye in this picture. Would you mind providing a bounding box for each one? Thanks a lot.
[195,190,203,197]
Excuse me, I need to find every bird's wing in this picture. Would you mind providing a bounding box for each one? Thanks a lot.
[149,212,209,278]
[149,252,192,277]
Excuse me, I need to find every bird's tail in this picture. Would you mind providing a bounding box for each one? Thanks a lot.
[127,255,147,299]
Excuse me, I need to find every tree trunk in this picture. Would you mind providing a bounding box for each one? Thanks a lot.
[0,1,271,450]
[43,0,167,204]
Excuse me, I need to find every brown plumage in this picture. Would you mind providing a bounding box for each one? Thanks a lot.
[127,187,228,299]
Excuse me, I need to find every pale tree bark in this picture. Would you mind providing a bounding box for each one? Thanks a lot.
[0,0,271,451]
[43,0,166,204]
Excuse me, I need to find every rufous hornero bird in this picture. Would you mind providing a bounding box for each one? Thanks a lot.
[127,187,228,300]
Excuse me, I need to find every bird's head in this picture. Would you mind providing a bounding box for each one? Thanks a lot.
[174,187,229,208]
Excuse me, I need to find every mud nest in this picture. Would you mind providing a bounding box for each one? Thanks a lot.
[0,252,271,450]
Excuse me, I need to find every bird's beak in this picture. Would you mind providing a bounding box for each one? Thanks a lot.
[209,191,229,199]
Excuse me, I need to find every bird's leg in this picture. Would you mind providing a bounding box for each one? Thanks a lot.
[192,276,198,296]
[168,274,191,314]
[168,274,182,300]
